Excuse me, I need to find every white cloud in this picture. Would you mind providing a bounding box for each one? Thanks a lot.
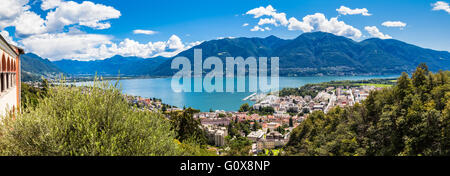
[258,18,278,26]
[336,6,372,16]
[364,26,392,39]
[41,0,62,10]
[167,35,184,50]
[14,11,47,36]
[264,27,271,31]
[1,0,121,36]
[133,29,157,35]
[272,12,289,26]
[154,40,203,58]
[250,26,265,32]
[288,17,313,32]
[246,5,276,18]
[246,5,288,27]
[107,39,164,58]
[0,0,30,29]
[45,1,121,32]
[20,33,201,61]
[0,0,200,60]
[20,33,113,60]
[242,23,249,27]
[0,30,18,46]
[246,5,362,39]
[289,13,362,39]
[382,21,407,28]
[432,1,450,13]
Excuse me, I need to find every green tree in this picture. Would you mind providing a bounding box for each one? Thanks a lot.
[225,136,252,156]
[1,80,185,156]
[285,64,450,156]
[168,108,207,145]
[239,103,250,112]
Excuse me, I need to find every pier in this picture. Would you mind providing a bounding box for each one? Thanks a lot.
[243,93,257,101]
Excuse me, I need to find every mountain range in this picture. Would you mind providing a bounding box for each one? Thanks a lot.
[153,32,450,76]
[53,55,169,76]
[20,53,62,81]
[21,32,450,80]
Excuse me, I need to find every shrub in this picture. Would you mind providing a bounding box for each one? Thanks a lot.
[0,79,184,156]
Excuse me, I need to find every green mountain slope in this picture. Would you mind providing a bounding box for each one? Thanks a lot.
[153,32,450,76]
[21,53,63,81]
[53,55,170,76]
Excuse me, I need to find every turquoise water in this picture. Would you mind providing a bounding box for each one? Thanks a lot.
[94,75,397,112]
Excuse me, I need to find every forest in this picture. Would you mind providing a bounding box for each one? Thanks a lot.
[285,64,450,156]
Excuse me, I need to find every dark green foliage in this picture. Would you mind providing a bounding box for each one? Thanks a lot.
[254,106,275,115]
[0,79,187,155]
[1,79,213,156]
[168,108,208,145]
[225,136,252,156]
[247,106,275,116]
[21,81,48,110]
[276,126,285,135]
[228,120,251,137]
[239,103,250,112]
[285,64,450,156]
[253,120,261,131]
[279,84,323,98]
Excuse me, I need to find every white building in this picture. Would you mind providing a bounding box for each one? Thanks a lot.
[247,130,265,142]
[214,130,226,146]
[0,34,24,117]
[204,124,228,147]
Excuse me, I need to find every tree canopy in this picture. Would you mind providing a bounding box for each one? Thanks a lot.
[0,79,212,156]
[285,64,450,156]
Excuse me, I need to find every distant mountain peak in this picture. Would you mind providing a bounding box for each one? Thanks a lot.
[152,31,450,76]
[265,35,279,39]
[43,31,450,77]
[296,31,354,41]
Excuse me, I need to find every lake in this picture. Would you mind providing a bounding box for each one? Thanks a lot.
[76,75,396,112]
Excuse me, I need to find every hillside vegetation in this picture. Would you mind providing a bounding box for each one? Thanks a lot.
[285,64,450,156]
[21,53,62,81]
[0,79,212,156]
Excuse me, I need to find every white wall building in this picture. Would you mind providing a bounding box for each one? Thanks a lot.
[0,34,23,118]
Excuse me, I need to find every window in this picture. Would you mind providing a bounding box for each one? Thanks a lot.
[0,73,4,92]
[6,73,9,90]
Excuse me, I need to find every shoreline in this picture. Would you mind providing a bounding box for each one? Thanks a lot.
[64,75,399,112]
[63,74,399,83]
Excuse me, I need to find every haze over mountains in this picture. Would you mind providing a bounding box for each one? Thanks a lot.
[22,32,450,79]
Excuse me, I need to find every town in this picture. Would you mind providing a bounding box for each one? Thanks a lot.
[123,81,388,156]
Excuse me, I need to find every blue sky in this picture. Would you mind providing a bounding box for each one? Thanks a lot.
[0,0,449,61]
